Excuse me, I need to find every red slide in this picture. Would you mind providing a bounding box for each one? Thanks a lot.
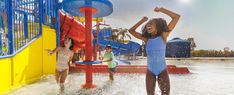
[60,12,86,51]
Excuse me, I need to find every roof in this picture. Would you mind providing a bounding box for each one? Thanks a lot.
[168,37,190,43]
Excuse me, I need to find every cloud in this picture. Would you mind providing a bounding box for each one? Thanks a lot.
[104,0,234,50]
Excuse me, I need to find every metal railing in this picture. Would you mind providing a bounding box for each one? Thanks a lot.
[12,0,40,52]
[43,0,57,27]
[0,0,60,58]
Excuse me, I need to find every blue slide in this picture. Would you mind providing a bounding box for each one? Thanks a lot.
[93,29,141,56]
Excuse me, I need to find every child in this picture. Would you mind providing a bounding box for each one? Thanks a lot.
[102,45,116,81]
[128,7,180,95]
[47,38,74,93]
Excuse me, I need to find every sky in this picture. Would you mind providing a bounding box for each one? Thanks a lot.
[103,0,234,50]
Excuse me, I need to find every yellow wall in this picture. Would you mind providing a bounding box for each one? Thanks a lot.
[12,37,43,87]
[0,58,12,93]
[42,26,56,75]
[0,25,56,94]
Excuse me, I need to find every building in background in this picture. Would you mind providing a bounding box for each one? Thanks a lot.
[166,38,191,58]
[141,37,191,58]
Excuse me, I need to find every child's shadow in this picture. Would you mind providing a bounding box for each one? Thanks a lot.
[75,80,113,95]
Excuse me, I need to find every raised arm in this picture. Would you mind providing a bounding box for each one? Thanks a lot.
[154,7,180,37]
[128,17,148,43]
[47,47,60,56]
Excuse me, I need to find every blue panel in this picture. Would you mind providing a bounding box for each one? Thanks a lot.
[75,60,102,64]
[62,0,113,17]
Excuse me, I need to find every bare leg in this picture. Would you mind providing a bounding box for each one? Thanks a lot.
[146,69,156,95]
[108,68,115,81]
[109,72,114,80]
[59,69,68,93]
[158,69,170,95]
[55,69,61,84]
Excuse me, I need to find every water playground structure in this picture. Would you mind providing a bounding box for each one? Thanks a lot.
[0,0,189,94]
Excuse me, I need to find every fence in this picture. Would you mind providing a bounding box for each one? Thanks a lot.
[0,0,59,57]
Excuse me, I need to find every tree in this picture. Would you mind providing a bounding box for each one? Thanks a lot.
[111,28,118,41]
[224,47,230,57]
[116,28,131,43]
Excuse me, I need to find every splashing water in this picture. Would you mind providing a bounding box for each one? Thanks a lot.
[6,59,234,95]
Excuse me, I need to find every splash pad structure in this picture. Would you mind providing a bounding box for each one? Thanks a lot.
[62,0,113,88]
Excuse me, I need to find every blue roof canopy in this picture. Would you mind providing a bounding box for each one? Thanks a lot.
[168,37,190,43]
[62,0,113,18]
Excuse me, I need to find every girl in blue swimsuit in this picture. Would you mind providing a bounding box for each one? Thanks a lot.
[129,7,180,95]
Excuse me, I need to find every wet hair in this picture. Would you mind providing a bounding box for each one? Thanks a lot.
[2,42,6,46]
[69,39,74,50]
[142,18,169,38]
[62,38,74,50]
[105,44,112,49]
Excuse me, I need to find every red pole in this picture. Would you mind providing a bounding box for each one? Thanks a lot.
[83,7,96,88]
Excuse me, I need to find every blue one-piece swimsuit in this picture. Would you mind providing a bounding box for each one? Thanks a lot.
[146,36,166,76]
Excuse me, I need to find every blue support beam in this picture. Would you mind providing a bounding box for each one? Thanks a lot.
[7,0,14,54]
[24,13,28,38]
[39,0,43,35]
[55,0,60,47]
